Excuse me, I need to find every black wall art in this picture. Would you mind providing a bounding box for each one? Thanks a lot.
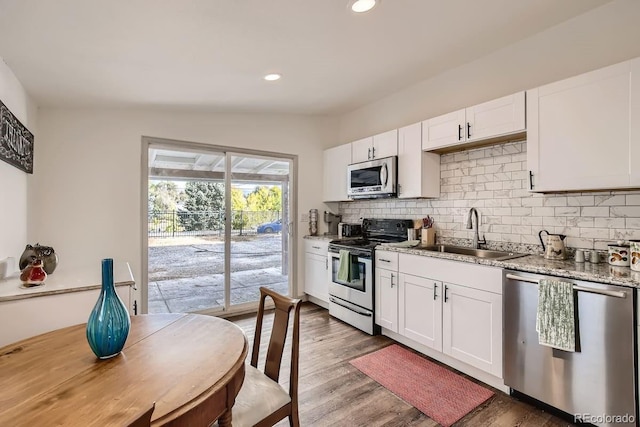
[0,99,34,173]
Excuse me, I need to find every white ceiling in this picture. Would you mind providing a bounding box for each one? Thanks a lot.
[0,0,609,115]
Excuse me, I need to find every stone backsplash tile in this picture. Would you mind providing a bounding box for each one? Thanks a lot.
[337,140,640,251]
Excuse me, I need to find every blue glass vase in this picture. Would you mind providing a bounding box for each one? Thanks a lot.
[86,258,131,359]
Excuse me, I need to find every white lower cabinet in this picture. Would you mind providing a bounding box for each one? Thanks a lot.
[304,240,329,303]
[375,268,398,332]
[398,273,442,350]
[374,250,399,332]
[442,282,502,377]
[375,252,503,381]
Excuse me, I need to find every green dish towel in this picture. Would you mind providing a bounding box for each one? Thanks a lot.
[337,250,359,282]
[536,279,576,352]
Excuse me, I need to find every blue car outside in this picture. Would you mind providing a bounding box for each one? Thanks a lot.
[257,219,282,234]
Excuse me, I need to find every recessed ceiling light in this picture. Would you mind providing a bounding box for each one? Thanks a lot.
[264,73,281,81]
[351,0,377,13]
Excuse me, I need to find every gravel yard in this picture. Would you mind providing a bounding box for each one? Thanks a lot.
[148,234,289,313]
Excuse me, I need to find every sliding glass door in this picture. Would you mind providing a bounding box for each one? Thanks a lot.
[143,139,294,315]
[228,154,291,307]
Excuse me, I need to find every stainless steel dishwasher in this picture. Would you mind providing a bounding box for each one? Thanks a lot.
[503,270,637,426]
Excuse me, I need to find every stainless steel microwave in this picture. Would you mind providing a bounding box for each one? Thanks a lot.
[347,156,397,199]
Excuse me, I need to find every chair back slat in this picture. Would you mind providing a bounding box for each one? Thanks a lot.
[250,287,300,383]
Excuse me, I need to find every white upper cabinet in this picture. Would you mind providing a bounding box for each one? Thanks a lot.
[351,136,374,164]
[397,122,440,199]
[528,58,640,192]
[323,143,352,202]
[352,129,398,163]
[422,91,526,151]
[422,109,467,150]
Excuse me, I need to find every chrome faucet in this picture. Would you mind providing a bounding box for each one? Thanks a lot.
[466,208,486,249]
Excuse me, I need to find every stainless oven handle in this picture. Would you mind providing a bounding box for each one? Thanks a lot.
[329,297,373,317]
[381,163,388,187]
[505,273,627,298]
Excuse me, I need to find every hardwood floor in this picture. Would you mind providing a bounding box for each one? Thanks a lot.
[229,302,575,427]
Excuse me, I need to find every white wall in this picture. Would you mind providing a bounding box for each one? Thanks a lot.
[32,108,337,303]
[0,57,38,273]
[337,0,640,143]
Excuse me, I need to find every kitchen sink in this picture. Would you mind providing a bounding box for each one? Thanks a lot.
[418,244,526,261]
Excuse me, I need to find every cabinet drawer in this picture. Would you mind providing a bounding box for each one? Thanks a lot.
[399,254,502,294]
[376,250,398,271]
[305,240,329,256]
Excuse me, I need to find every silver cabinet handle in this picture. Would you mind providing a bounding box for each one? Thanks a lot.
[312,245,321,249]
[390,273,395,288]
[505,273,627,298]
[372,146,376,159]
[368,147,371,159]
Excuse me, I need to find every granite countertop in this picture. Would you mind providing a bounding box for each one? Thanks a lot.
[378,246,640,289]
[0,262,135,302]
[304,234,338,241]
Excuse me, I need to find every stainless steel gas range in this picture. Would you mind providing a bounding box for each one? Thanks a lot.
[327,218,414,335]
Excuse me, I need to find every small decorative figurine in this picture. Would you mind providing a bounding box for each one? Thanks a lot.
[20,259,47,287]
[19,244,58,274]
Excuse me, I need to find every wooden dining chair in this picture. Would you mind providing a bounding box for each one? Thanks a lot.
[228,286,302,427]
[126,402,155,427]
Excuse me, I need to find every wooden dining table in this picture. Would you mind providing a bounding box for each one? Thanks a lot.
[0,313,248,426]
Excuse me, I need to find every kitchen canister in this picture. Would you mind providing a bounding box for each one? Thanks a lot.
[630,240,640,271]
[608,241,630,267]
[309,209,318,236]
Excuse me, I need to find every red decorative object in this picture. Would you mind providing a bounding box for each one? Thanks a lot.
[350,344,494,426]
[20,259,47,287]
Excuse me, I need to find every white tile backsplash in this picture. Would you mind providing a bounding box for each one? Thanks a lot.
[337,140,640,251]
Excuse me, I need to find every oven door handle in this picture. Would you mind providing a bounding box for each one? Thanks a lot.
[329,297,372,317]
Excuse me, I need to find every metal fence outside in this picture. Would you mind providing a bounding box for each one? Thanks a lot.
[148,210,281,238]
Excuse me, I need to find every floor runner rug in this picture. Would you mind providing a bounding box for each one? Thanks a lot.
[350,344,494,426]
